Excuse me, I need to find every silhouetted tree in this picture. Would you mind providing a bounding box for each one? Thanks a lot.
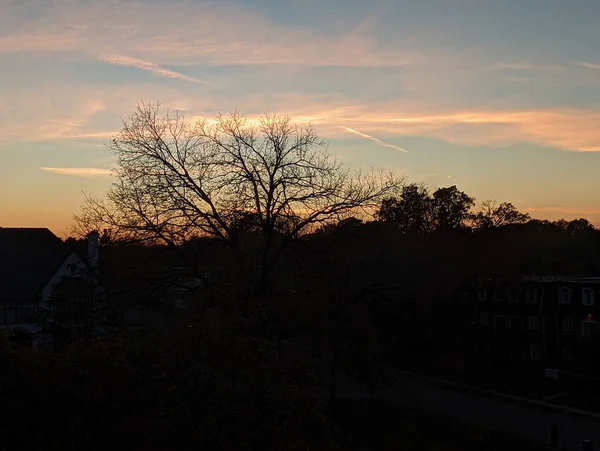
[562,218,595,235]
[75,102,403,292]
[431,185,475,231]
[376,183,433,234]
[472,200,530,229]
[377,184,474,233]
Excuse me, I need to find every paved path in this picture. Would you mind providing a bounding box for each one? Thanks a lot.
[373,370,600,449]
[275,339,600,448]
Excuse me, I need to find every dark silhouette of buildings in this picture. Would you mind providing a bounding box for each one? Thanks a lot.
[465,276,600,373]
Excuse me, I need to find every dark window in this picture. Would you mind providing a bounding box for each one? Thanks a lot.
[6,302,16,324]
[530,344,541,360]
[508,286,518,302]
[582,288,595,306]
[477,289,487,301]
[527,317,540,330]
[28,303,39,322]
[16,301,28,323]
[526,287,541,304]
[559,287,571,304]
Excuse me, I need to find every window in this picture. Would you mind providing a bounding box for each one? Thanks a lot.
[582,288,595,306]
[582,320,593,338]
[477,288,487,301]
[508,286,519,303]
[562,317,574,332]
[67,296,86,315]
[480,312,490,326]
[527,317,540,330]
[27,303,39,322]
[526,287,540,304]
[16,301,28,323]
[492,290,502,302]
[5,302,16,324]
[69,263,77,276]
[559,287,572,304]
[0,303,4,325]
[530,344,541,360]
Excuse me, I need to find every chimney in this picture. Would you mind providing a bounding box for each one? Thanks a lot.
[88,230,99,273]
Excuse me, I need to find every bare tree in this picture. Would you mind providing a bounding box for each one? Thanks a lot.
[472,200,530,229]
[75,101,403,291]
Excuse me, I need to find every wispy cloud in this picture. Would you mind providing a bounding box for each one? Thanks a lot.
[0,0,416,68]
[491,63,560,71]
[579,61,600,70]
[340,126,408,152]
[97,55,214,85]
[39,167,112,178]
[526,206,600,215]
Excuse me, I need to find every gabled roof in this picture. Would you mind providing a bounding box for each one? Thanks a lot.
[0,227,69,302]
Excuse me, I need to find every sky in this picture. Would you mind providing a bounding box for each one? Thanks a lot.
[2,0,600,236]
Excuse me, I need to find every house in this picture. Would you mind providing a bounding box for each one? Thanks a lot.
[93,244,208,334]
[0,227,103,345]
[465,275,600,374]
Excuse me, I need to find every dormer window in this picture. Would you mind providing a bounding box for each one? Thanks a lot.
[582,288,595,306]
[477,288,487,301]
[68,263,77,276]
[508,286,519,303]
[559,287,572,305]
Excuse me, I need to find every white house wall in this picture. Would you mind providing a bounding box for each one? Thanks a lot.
[40,252,86,308]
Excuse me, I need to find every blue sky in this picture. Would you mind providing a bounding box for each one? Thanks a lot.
[2,0,600,235]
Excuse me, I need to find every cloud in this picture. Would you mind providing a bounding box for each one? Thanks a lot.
[97,54,214,85]
[0,82,195,143]
[300,105,600,152]
[39,167,112,178]
[491,63,560,71]
[579,61,600,70]
[340,126,408,153]
[0,0,416,68]
[526,206,600,215]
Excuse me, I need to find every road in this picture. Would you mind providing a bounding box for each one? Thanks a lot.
[276,339,600,448]
[371,370,600,449]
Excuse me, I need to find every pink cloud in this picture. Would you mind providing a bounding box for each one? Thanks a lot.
[0,0,417,67]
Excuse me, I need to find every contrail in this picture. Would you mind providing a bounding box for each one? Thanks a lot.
[98,54,215,86]
[39,167,112,178]
[340,126,408,153]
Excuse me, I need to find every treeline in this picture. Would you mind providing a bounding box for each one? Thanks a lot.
[376,182,594,235]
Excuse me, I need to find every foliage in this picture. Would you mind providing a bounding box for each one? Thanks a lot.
[472,200,531,229]
[0,303,340,451]
[376,184,475,232]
